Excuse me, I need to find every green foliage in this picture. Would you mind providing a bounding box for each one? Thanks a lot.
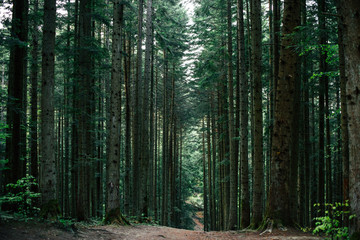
[58,217,75,227]
[313,202,355,240]
[0,122,9,171]
[0,176,40,216]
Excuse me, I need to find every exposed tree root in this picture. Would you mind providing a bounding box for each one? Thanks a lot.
[237,228,258,233]
[260,218,273,235]
[104,208,131,225]
[40,199,60,220]
[259,218,288,236]
[247,222,261,230]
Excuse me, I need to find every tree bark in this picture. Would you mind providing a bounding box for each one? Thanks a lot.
[317,0,326,214]
[266,0,300,225]
[335,0,349,227]
[5,0,28,186]
[106,0,124,217]
[337,0,360,236]
[237,0,250,229]
[132,0,144,216]
[77,0,93,220]
[139,0,153,217]
[251,0,263,228]
[30,0,39,182]
[40,0,57,212]
[227,0,238,230]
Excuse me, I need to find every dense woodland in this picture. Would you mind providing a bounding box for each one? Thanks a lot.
[0,0,360,238]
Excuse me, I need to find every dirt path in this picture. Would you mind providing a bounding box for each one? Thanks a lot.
[0,220,323,240]
[193,211,204,231]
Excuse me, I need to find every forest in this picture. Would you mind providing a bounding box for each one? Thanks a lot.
[0,0,360,239]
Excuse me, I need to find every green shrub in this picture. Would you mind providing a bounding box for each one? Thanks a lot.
[313,201,355,240]
[0,175,40,216]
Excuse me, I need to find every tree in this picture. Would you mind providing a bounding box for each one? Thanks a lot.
[335,0,349,227]
[5,0,28,186]
[227,0,238,230]
[76,0,94,220]
[251,0,264,228]
[29,0,39,182]
[140,0,153,217]
[317,0,326,213]
[337,0,360,237]
[132,0,144,217]
[238,0,250,229]
[105,0,125,223]
[40,0,58,215]
[266,0,300,225]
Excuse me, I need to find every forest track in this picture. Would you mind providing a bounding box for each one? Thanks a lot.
[0,219,324,240]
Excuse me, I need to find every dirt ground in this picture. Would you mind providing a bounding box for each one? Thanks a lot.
[0,219,323,240]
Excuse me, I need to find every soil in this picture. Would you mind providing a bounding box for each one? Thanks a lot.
[0,219,324,240]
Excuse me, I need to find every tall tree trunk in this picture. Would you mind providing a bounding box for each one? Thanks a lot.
[124,34,132,216]
[211,96,218,230]
[77,0,93,220]
[71,0,79,218]
[301,0,310,226]
[202,119,208,231]
[149,16,155,218]
[106,0,124,219]
[266,0,300,225]
[140,0,153,217]
[40,0,57,213]
[5,0,28,187]
[251,0,263,228]
[63,0,71,215]
[237,0,250,229]
[337,0,360,236]
[317,0,326,214]
[30,0,39,182]
[206,114,214,230]
[227,0,238,230]
[161,49,169,226]
[132,0,144,216]
[153,63,159,221]
[335,0,349,227]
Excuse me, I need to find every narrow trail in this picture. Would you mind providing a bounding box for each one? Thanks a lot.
[193,211,204,231]
[0,220,324,240]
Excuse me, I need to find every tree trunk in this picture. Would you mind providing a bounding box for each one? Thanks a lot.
[124,34,132,216]
[132,0,144,216]
[202,118,208,231]
[40,0,57,214]
[227,0,238,230]
[335,0,349,227]
[206,114,214,230]
[337,0,360,236]
[106,0,124,218]
[5,0,28,187]
[301,0,310,225]
[30,0,39,182]
[251,0,263,228]
[161,49,169,226]
[139,0,153,217]
[77,0,93,220]
[266,0,300,225]
[237,0,250,229]
[317,0,326,214]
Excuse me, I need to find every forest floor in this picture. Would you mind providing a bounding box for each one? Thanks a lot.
[0,218,324,240]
